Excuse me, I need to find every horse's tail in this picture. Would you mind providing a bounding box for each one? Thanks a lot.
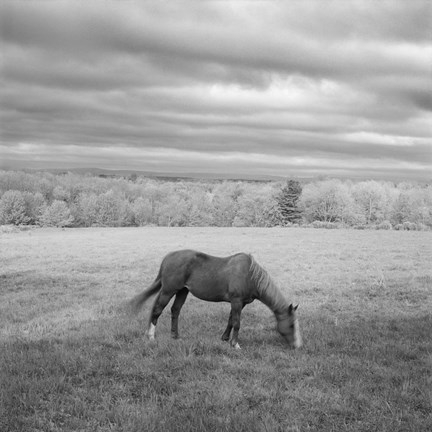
[129,270,162,315]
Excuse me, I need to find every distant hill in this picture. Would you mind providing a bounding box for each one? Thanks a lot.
[24,167,289,182]
[1,165,429,184]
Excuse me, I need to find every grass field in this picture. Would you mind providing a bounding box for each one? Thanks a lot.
[1,227,431,431]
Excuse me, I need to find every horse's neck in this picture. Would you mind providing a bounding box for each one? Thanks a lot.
[249,257,288,316]
[258,282,288,316]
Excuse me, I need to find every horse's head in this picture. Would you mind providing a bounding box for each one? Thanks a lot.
[277,304,302,349]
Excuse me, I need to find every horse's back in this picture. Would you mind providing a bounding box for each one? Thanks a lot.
[161,250,250,268]
[161,249,220,271]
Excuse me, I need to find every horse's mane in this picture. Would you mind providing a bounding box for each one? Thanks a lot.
[248,255,289,314]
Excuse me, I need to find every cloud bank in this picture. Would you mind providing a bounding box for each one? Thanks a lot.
[1,1,431,180]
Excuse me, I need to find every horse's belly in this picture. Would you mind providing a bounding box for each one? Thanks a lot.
[185,283,229,302]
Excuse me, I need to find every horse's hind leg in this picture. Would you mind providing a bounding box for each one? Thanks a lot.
[148,291,175,340]
[170,288,189,339]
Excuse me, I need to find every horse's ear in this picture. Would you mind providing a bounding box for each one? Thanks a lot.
[288,304,293,312]
[294,304,299,311]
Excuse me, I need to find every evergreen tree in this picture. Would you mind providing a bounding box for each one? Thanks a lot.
[277,180,303,224]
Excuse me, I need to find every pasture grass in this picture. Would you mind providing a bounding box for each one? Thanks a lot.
[1,227,431,431]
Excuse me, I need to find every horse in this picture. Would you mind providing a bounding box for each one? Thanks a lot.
[129,250,302,349]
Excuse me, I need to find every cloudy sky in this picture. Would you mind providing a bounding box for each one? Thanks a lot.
[1,1,431,180]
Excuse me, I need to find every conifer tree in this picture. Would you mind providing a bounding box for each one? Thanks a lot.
[277,180,303,224]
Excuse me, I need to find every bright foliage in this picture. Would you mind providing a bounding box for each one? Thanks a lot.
[0,171,431,229]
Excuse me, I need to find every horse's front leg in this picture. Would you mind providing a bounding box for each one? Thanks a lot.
[221,310,233,342]
[229,300,243,349]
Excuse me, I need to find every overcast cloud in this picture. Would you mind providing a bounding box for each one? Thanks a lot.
[1,1,431,180]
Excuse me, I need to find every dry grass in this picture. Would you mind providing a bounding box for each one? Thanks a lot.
[1,227,431,431]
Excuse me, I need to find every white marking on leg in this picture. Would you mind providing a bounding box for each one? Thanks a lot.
[148,323,156,340]
[234,343,241,350]
[293,319,302,348]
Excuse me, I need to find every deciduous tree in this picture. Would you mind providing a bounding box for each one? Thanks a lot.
[0,190,30,225]
[299,180,351,223]
[40,200,74,227]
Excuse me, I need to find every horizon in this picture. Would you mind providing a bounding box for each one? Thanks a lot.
[1,1,431,181]
[1,165,429,185]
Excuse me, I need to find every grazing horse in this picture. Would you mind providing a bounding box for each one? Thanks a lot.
[129,250,302,349]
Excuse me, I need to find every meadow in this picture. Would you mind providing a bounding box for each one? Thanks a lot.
[1,227,431,431]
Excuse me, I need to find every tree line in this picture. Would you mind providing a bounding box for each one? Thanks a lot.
[0,170,431,230]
